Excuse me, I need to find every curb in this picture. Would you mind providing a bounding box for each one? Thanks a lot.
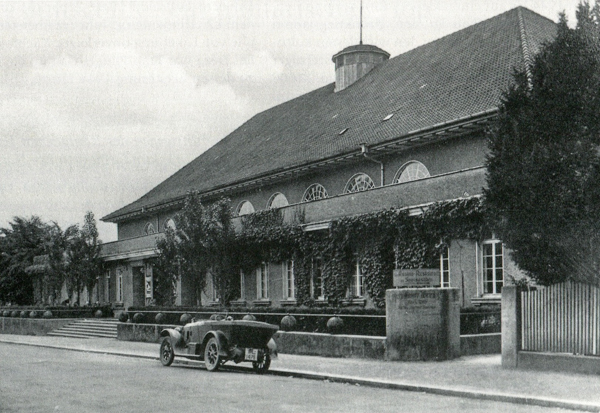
[1,339,598,412]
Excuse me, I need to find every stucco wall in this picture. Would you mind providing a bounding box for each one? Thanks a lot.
[114,133,486,240]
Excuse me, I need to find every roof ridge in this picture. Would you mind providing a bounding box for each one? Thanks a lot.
[517,7,534,87]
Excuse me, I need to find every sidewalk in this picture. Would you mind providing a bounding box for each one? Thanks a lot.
[1,334,598,412]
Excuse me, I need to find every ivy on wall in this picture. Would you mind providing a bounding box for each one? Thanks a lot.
[233,196,486,308]
[154,193,486,307]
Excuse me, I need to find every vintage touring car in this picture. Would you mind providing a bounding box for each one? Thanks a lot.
[159,318,279,373]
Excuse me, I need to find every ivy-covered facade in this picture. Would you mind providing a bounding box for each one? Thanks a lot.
[99,7,556,310]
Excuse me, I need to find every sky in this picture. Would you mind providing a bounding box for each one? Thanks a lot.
[0,0,580,243]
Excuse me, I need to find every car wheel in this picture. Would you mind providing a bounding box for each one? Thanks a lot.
[160,338,174,367]
[252,352,271,374]
[204,337,221,372]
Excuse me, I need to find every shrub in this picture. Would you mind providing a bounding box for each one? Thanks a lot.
[155,313,166,324]
[180,313,192,325]
[280,315,297,331]
[326,316,344,334]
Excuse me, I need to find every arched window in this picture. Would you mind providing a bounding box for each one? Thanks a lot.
[163,218,176,232]
[394,161,430,183]
[267,193,289,209]
[144,222,156,235]
[344,173,375,194]
[236,201,255,216]
[302,183,328,202]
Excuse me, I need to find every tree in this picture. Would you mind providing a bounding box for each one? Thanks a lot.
[154,193,239,306]
[65,212,103,304]
[485,1,600,285]
[0,216,52,304]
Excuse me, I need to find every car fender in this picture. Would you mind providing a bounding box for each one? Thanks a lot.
[267,338,278,359]
[202,330,230,357]
[160,328,185,350]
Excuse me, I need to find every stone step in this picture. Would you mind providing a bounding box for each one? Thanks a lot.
[48,319,118,339]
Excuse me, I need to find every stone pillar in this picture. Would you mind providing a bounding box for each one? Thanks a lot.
[386,288,460,361]
[501,285,521,368]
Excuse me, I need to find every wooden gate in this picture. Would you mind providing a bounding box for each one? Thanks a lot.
[521,281,600,355]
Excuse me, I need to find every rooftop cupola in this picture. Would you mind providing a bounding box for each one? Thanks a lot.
[332,43,390,92]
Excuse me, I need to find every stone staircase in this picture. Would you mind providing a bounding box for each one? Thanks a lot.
[48,319,118,339]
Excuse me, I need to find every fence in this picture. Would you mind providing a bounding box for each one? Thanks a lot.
[521,281,600,356]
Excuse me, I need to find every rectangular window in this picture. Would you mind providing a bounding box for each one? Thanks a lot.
[482,239,504,294]
[283,260,295,299]
[256,263,269,299]
[117,269,123,303]
[105,271,111,303]
[211,277,219,302]
[440,247,450,288]
[240,270,245,301]
[311,258,324,300]
[349,259,364,298]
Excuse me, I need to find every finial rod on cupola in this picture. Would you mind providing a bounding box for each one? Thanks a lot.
[360,0,363,45]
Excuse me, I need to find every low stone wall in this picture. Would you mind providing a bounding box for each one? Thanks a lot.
[117,322,176,342]
[274,331,386,359]
[518,351,600,375]
[117,323,500,359]
[460,333,501,356]
[0,317,73,336]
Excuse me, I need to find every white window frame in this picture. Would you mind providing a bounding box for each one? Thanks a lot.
[440,246,450,288]
[481,238,504,295]
[311,258,324,300]
[267,192,289,209]
[283,260,295,300]
[116,268,123,303]
[349,259,364,298]
[394,160,430,183]
[256,263,269,300]
[239,270,245,301]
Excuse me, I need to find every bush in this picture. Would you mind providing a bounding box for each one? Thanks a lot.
[280,315,297,331]
[180,313,192,325]
[326,316,344,334]
[155,313,166,324]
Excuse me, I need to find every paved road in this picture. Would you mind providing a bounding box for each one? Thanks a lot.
[0,344,566,413]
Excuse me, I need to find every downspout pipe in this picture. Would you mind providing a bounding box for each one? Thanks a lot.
[360,143,384,187]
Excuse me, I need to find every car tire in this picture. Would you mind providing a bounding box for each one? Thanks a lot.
[252,352,271,374]
[160,337,175,367]
[204,337,221,372]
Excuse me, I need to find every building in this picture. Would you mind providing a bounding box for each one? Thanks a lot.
[99,7,556,310]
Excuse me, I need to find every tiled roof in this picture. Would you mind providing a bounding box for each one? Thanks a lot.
[103,7,556,222]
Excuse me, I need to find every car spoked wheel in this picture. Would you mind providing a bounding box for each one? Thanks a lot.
[252,352,271,374]
[204,337,221,371]
[160,338,174,366]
